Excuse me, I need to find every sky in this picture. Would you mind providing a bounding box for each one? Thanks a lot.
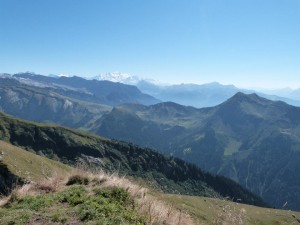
[0,0,299,89]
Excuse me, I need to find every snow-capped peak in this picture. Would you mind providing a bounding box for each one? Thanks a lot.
[92,72,140,84]
[58,73,72,77]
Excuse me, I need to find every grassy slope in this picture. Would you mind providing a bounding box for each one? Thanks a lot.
[0,184,146,225]
[0,161,194,225]
[0,140,72,181]
[0,141,149,224]
[0,139,299,225]
[162,195,300,225]
[0,148,299,225]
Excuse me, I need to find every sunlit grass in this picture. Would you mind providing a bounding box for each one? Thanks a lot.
[161,194,300,225]
[0,140,72,181]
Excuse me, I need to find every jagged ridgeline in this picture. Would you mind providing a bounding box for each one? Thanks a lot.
[0,112,266,207]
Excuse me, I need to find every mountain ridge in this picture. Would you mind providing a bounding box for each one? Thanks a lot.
[0,111,265,207]
[1,73,300,210]
[94,92,300,210]
[11,72,160,106]
[5,72,300,107]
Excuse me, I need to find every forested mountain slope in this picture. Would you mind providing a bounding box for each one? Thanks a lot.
[0,112,265,207]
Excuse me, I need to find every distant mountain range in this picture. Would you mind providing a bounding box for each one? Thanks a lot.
[3,72,300,108]
[1,72,300,210]
[261,87,300,101]
[10,72,160,106]
[91,72,140,84]
[89,72,300,107]
[136,81,300,107]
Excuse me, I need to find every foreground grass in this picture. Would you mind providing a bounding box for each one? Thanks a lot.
[2,140,298,224]
[2,176,300,225]
[0,185,144,225]
[0,171,195,225]
[162,194,300,225]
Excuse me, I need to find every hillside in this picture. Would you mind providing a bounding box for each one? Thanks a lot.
[163,195,300,225]
[0,139,193,225]
[0,112,265,207]
[94,93,300,210]
[0,74,161,129]
[0,77,112,129]
[0,140,72,183]
[0,140,299,225]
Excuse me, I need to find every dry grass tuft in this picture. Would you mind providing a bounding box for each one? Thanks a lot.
[0,175,66,206]
[95,172,196,225]
[33,175,66,193]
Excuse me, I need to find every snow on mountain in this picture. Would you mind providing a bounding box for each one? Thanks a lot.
[58,73,72,77]
[92,72,140,84]
[0,73,12,78]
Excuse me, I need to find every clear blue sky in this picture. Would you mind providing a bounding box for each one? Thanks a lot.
[0,0,299,88]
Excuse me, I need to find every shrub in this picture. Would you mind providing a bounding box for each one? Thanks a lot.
[59,185,86,206]
[66,174,89,186]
